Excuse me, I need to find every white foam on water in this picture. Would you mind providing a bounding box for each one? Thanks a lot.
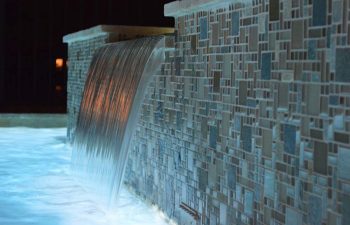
[0,127,174,225]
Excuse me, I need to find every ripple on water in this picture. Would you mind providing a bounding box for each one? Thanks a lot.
[0,127,175,225]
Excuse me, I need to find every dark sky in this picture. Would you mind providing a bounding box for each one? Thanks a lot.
[0,0,174,113]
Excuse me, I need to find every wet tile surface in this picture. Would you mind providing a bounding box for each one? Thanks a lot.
[83,1,350,225]
[336,48,350,82]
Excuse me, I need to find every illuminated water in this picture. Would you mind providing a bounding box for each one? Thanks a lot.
[0,127,173,225]
[72,37,165,205]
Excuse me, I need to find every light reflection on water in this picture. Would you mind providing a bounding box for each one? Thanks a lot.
[0,127,173,225]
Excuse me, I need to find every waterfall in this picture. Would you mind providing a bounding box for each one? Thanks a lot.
[71,36,165,206]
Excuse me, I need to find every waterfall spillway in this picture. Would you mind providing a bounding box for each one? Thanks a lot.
[72,36,165,205]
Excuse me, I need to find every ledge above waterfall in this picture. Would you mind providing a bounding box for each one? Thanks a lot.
[63,25,174,44]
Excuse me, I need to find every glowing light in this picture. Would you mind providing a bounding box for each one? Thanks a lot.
[55,85,63,92]
[56,58,64,69]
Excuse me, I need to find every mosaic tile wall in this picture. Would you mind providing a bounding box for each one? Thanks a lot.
[124,0,350,224]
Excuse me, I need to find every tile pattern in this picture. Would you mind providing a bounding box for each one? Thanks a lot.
[124,0,350,225]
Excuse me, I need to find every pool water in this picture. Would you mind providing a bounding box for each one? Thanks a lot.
[0,127,174,225]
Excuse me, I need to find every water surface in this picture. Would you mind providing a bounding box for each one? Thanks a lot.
[0,127,173,225]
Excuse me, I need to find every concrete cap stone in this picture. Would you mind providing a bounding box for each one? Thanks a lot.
[164,0,252,17]
[63,25,174,43]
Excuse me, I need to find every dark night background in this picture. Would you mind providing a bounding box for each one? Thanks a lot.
[0,0,174,113]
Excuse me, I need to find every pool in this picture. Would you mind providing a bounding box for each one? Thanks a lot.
[0,127,174,225]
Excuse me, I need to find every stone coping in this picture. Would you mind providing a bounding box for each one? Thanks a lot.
[63,25,174,43]
[164,0,251,17]
[0,114,67,128]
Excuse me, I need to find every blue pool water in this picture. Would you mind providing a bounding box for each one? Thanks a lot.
[0,127,174,225]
